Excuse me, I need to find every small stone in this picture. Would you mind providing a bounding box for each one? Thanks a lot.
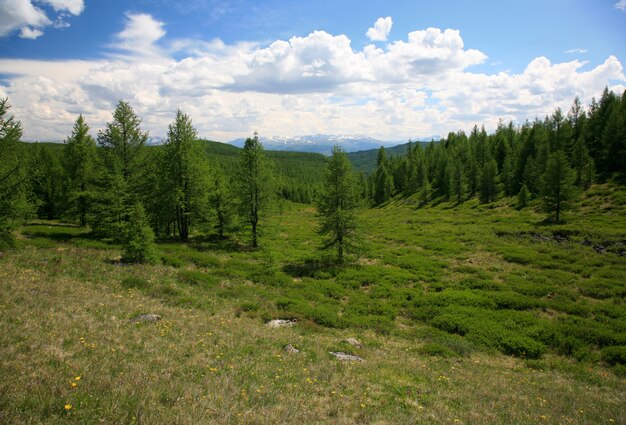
[266,319,296,328]
[344,338,362,348]
[130,313,162,323]
[284,344,300,354]
[329,351,364,362]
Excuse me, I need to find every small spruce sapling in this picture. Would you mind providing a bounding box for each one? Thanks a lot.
[123,202,159,264]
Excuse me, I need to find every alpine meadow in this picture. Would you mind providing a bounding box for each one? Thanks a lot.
[1,1,626,424]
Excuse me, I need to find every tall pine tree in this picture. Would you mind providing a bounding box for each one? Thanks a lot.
[236,133,272,248]
[316,145,361,263]
[540,151,577,223]
[161,110,209,241]
[0,98,31,247]
[63,115,97,226]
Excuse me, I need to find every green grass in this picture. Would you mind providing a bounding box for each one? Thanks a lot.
[0,184,625,424]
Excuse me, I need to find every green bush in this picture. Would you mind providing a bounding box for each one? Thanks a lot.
[417,343,457,357]
[431,313,470,336]
[161,254,185,268]
[490,291,541,310]
[122,203,159,264]
[177,270,219,287]
[121,276,150,290]
[602,346,626,365]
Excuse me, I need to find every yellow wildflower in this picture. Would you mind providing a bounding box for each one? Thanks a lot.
[64,404,72,411]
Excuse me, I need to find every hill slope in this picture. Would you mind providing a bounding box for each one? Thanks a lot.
[1,184,624,424]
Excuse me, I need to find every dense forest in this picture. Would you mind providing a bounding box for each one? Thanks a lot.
[367,88,626,214]
[1,88,625,255]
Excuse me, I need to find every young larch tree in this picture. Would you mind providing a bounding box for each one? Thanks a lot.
[316,145,361,263]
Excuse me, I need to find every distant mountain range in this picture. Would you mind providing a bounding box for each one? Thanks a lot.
[228,134,439,154]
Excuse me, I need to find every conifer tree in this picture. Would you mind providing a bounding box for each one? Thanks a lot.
[449,156,466,204]
[373,164,394,205]
[162,110,209,241]
[418,162,431,206]
[540,151,577,223]
[479,159,499,203]
[517,184,529,209]
[236,133,272,248]
[97,100,148,186]
[571,136,595,188]
[316,145,361,263]
[123,202,158,264]
[63,115,97,226]
[0,98,31,247]
[95,101,148,237]
[209,170,233,239]
[31,144,64,220]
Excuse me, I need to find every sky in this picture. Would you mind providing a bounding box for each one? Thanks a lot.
[1,0,625,142]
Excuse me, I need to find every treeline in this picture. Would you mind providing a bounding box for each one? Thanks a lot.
[0,100,313,251]
[367,88,626,220]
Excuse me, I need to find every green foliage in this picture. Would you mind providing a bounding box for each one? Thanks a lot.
[479,159,499,203]
[91,172,129,240]
[122,203,158,264]
[0,98,31,248]
[121,276,150,290]
[316,145,361,262]
[517,184,529,209]
[63,115,97,226]
[208,170,234,238]
[373,164,394,205]
[160,110,209,241]
[31,144,64,220]
[97,100,148,184]
[235,133,273,248]
[602,346,626,366]
[540,150,577,222]
[94,101,148,237]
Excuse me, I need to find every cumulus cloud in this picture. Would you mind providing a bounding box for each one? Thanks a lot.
[112,13,166,58]
[0,0,84,39]
[229,31,370,93]
[0,14,624,143]
[0,0,50,37]
[616,0,626,11]
[366,16,392,41]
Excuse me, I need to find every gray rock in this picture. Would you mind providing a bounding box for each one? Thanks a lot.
[266,319,296,328]
[329,351,364,362]
[283,344,300,354]
[344,338,362,348]
[130,313,162,323]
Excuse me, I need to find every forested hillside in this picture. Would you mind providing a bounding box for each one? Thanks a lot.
[366,89,626,214]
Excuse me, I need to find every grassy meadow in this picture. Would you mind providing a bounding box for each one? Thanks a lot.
[1,184,625,424]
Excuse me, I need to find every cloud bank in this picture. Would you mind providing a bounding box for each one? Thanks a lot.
[0,12,624,142]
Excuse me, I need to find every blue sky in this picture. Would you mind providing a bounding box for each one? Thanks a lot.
[1,0,625,141]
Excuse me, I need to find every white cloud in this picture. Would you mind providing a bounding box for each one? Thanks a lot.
[42,0,84,15]
[19,26,43,39]
[229,31,370,93]
[366,16,392,41]
[616,0,626,11]
[0,0,84,38]
[112,13,166,58]
[564,48,587,54]
[0,0,50,37]
[0,16,624,143]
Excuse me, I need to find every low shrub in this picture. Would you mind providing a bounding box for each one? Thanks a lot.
[121,276,150,290]
[602,346,626,365]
